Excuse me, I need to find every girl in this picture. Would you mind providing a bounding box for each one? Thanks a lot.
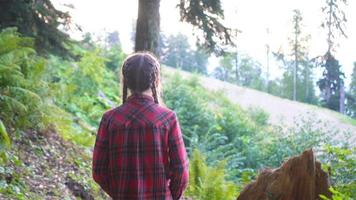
[92,52,189,200]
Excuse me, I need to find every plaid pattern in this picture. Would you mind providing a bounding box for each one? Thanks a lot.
[93,94,189,200]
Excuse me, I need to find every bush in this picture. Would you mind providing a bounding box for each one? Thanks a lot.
[321,145,356,199]
[186,149,238,200]
[0,28,49,131]
[162,72,268,178]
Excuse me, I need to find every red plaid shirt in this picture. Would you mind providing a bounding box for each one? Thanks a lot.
[92,94,189,200]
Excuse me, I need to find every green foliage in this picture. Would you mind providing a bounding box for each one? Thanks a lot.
[213,52,235,82]
[0,120,10,152]
[163,74,213,147]
[49,48,120,128]
[0,119,11,165]
[0,28,49,131]
[0,24,354,200]
[0,28,114,148]
[321,145,356,199]
[0,0,72,56]
[317,53,345,111]
[320,187,353,200]
[163,73,269,177]
[238,56,266,90]
[213,52,266,91]
[0,150,33,200]
[263,116,331,167]
[317,0,348,112]
[186,149,238,200]
[104,44,125,72]
[179,0,233,54]
[246,107,269,126]
[346,63,356,118]
[272,10,316,104]
[162,33,208,74]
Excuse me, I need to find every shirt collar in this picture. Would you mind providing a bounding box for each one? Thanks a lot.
[126,93,154,102]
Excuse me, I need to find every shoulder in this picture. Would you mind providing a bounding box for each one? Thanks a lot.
[151,104,178,126]
[101,105,126,123]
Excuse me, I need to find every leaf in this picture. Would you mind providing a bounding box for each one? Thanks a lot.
[0,94,28,113]
[7,86,42,103]
[0,119,11,151]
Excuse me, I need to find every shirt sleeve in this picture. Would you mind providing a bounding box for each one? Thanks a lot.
[168,113,189,200]
[92,113,111,196]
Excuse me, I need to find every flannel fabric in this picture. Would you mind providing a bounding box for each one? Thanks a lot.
[93,94,189,200]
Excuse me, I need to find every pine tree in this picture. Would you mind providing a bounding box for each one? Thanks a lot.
[346,63,356,118]
[317,53,345,111]
[161,33,208,74]
[0,0,72,57]
[317,0,348,112]
[135,0,234,55]
[292,10,301,101]
[274,10,316,103]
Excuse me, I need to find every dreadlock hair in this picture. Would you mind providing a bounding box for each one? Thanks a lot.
[121,52,161,104]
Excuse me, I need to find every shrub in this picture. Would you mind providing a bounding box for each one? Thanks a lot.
[186,149,238,200]
[0,28,48,131]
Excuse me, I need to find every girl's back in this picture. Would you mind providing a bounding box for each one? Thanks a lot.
[92,52,189,200]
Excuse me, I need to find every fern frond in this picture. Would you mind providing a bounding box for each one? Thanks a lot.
[6,86,42,103]
[0,119,11,151]
[0,94,28,113]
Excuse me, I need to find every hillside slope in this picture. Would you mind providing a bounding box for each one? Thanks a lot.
[163,66,356,143]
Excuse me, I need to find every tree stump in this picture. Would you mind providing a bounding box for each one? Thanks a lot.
[237,149,331,200]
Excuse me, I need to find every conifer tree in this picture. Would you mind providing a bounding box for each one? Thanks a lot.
[346,63,356,118]
[317,0,347,112]
[135,0,233,55]
[0,0,72,57]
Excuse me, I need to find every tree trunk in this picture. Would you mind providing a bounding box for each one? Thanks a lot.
[266,44,270,93]
[340,82,345,113]
[135,0,160,56]
[293,27,298,101]
[235,51,239,85]
[305,67,309,102]
[237,149,331,200]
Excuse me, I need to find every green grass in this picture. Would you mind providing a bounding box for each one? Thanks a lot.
[339,115,356,126]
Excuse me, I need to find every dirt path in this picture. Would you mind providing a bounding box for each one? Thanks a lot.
[163,66,356,143]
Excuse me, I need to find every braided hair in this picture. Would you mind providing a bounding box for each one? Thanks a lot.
[121,52,161,104]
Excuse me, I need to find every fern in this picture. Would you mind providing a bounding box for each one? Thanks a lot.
[186,149,238,200]
[0,119,11,164]
[0,28,48,131]
[0,119,11,150]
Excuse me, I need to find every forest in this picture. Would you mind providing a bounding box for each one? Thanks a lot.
[0,0,355,199]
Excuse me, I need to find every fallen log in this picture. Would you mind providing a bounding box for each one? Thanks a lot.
[237,149,331,200]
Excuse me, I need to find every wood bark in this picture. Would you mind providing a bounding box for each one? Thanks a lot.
[237,149,331,200]
[135,0,160,56]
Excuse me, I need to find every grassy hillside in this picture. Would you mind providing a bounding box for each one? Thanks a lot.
[162,66,356,145]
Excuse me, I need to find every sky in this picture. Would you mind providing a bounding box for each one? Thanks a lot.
[54,0,356,84]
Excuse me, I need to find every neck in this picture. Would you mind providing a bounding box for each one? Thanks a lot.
[141,90,153,97]
[131,89,153,97]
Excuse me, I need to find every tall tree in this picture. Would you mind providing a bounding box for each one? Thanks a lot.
[161,34,191,69]
[238,55,265,90]
[317,54,345,111]
[135,0,160,55]
[135,0,233,56]
[0,0,72,57]
[346,63,356,118]
[317,0,347,112]
[291,10,302,101]
[214,53,235,82]
[213,52,265,90]
[274,10,316,103]
[161,33,208,74]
